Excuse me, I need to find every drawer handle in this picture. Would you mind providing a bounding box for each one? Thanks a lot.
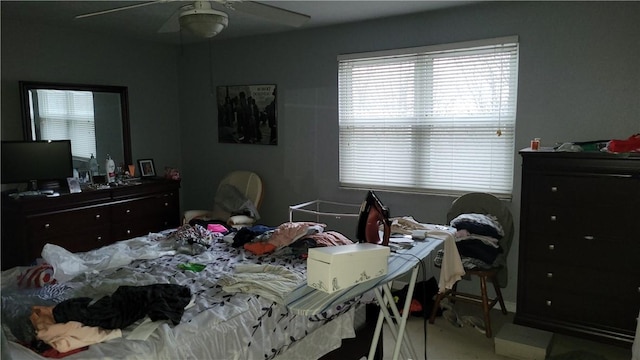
[550,215,557,221]
[126,230,131,234]
[546,272,553,278]
[44,223,50,229]
[95,214,101,220]
[583,235,594,240]
[546,300,552,307]
[126,209,131,214]
[164,202,169,207]
[550,186,558,192]
[97,236,102,241]
[548,244,555,250]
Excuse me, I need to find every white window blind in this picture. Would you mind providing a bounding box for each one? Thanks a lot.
[35,89,96,160]
[338,36,519,198]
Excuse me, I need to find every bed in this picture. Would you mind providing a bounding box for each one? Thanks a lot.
[1,224,380,360]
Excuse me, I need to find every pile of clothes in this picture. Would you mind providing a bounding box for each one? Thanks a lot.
[435,212,505,270]
[233,221,354,256]
[25,284,191,356]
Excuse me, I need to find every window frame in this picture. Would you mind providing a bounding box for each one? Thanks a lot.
[338,36,519,199]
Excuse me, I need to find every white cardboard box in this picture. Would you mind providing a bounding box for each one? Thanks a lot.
[307,243,389,293]
[495,323,553,360]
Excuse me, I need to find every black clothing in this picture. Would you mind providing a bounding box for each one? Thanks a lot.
[53,284,191,329]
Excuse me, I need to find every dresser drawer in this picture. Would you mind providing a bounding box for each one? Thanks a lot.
[523,232,638,272]
[524,261,639,299]
[28,228,112,261]
[527,204,634,238]
[112,215,179,241]
[111,192,178,222]
[26,207,111,240]
[521,288,638,332]
[527,173,639,205]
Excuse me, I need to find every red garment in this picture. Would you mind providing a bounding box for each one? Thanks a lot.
[17,341,88,359]
[608,133,640,153]
[399,299,423,315]
[244,242,276,255]
[41,346,89,359]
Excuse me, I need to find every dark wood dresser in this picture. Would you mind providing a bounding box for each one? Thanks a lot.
[515,149,640,347]
[1,179,180,270]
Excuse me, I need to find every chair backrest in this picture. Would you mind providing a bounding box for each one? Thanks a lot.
[446,192,514,286]
[217,171,264,209]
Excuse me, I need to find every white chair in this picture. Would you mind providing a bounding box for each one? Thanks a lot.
[183,170,263,228]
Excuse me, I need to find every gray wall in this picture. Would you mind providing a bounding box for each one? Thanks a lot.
[2,1,639,306]
[177,1,640,305]
[1,18,182,177]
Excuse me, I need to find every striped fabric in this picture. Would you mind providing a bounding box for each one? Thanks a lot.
[286,238,443,316]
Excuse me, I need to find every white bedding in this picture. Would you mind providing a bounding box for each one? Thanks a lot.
[1,227,361,360]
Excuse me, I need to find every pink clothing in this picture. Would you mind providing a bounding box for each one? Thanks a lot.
[207,223,229,233]
[307,231,354,247]
[267,222,326,248]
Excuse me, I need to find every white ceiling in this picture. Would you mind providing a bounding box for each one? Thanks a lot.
[1,1,479,44]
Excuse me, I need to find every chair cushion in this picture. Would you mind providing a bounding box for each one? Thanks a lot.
[228,215,255,226]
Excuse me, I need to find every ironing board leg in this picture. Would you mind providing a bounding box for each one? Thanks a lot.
[367,266,420,360]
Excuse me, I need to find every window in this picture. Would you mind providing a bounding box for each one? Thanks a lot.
[30,89,96,160]
[338,36,519,198]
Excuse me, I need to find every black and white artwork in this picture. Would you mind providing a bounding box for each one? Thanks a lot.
[217,84,277,145]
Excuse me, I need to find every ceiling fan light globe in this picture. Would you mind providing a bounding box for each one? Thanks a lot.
[179,11,228,38]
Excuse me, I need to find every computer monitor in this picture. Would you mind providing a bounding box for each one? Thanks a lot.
[1,140,73,191]
[356,190,391,246]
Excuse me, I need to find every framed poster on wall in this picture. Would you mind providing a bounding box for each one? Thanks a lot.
[217,84,277,145]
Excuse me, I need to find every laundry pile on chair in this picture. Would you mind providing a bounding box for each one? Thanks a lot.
[435,213,504,270]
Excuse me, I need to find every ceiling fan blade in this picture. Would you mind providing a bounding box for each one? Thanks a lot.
[229,1,310,27]
[157,7,184,33]
[74,0,171,19]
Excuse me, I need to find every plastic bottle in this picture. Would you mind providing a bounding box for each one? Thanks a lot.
[89,153,99,175]
[105,154,116,183]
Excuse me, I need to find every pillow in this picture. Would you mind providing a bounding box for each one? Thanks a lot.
[228,215,255,228]
[450,213,504,239]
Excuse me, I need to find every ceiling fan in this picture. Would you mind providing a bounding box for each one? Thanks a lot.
[75,0,311,38]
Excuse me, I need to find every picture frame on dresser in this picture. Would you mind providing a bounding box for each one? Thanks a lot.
[138,159,156,178]
[66,177,81,193]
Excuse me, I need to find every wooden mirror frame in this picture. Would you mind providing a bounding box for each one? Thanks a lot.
[19,81,132,166]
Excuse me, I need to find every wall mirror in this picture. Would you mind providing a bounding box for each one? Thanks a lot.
[19,81,132,171]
